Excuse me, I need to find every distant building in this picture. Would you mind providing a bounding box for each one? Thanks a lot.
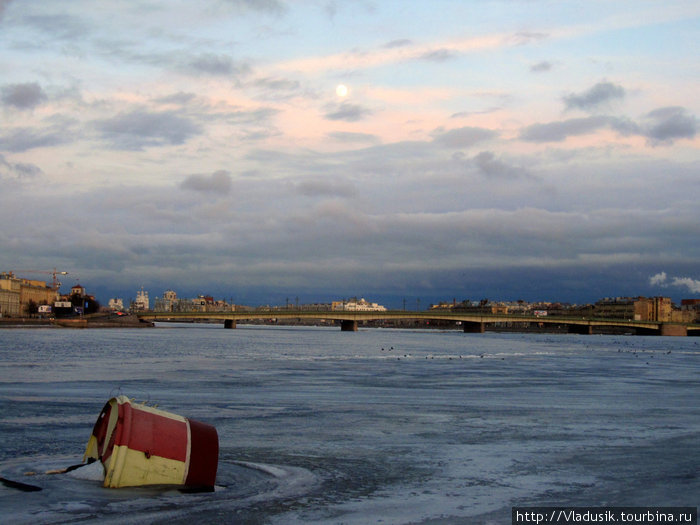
[153,290,178,312]
[132,288,150,311]
[163,290,177,308]
[108,298,125,311]
[191,295,208,312]
[0,272,21,316]
[681,299,700,308]
[332,298,387,312]
[453,300,508,315]
[594,296,673,322]
[153,290,235,313]
[678,299,700,322]
[0,271,59,317]
[504,301,531,314]
[58,282,96,311]
[430,301,455,310]
[20,278,59,312]
[191,295,233,312]
[433,299,585,317]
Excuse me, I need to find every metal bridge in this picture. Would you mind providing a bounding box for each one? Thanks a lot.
[137,310,700,336]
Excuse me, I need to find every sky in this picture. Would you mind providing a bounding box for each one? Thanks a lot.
[1,0,699,308]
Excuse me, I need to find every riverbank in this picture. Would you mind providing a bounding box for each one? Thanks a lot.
[0,314,153,328]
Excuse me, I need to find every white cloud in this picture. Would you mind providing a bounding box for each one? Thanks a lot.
[650,272,700,294]
[649,272,667,286]
[671,277,700,294]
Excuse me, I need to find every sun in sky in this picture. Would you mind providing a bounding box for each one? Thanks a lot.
[335,84,348,98]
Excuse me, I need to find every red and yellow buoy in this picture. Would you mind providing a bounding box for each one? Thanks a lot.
[84,396,218,490]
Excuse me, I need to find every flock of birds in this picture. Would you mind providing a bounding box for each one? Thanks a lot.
[617,347,673,365]
[379,346,499,361]
[377,342,693,364]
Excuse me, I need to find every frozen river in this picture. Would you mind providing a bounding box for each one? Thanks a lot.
[1,324,698,523]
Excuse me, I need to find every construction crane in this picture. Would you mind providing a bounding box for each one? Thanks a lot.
[13,268,69,290]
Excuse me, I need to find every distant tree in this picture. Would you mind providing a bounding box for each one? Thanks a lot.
[69,293,82,307]
[85,297,101,314]
[69,293,101,314]
[25,300,38,316]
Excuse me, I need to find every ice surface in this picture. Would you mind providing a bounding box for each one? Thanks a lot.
[66,460,104,481]
[1,325,698,524]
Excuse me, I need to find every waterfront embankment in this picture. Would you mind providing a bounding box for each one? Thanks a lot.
[0,314,152,328]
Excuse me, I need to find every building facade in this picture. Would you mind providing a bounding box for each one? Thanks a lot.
[332,298,387,312]
[108,298,125,311]
[594,296,673,322]
[0,273,21,316]
[0,272,59,316]
[132,288,150,311]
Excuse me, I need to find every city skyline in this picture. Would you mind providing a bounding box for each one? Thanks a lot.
[1,1,699,308]
[45,278,700,312]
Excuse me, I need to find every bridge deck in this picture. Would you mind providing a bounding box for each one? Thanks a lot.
[137,310,699,335]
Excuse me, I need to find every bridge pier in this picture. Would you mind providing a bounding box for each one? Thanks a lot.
[463,322,485,333]
[659,323,687,336]
[568,324,593,335]
[224,319,236,329]
[340,320,358,331]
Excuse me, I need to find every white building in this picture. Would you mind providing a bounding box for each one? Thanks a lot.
[108,298,124,311]
[133,288,149,311]
[333,298,387,312]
